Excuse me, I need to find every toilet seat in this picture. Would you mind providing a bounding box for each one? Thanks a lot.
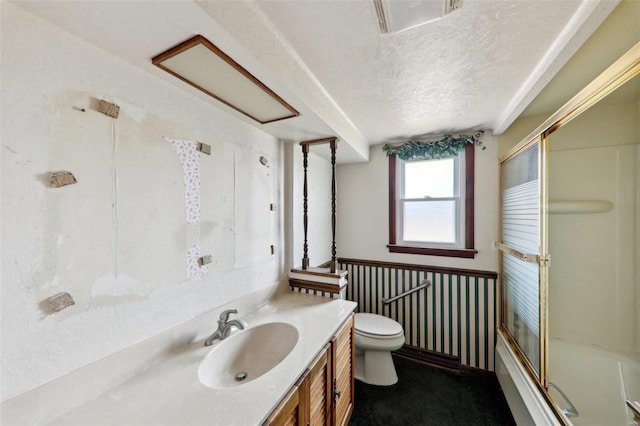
[354,313,403,339]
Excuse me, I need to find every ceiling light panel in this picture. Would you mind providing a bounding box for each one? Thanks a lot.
[153,35,299,124]
[374,0,462,33]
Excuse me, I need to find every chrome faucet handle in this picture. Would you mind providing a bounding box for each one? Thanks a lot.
[219,309,238,322]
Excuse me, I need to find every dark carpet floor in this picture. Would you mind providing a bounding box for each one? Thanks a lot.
[349,356,516,426]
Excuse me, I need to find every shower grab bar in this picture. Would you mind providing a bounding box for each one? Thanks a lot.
[548,383,579,419]
[495,242,540,263]
[382,279,431,304]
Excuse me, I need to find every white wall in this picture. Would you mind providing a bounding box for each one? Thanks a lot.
[336,135,499,272]
[1,4,285,401]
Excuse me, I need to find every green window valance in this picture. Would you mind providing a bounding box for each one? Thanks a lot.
[382,131,484,161]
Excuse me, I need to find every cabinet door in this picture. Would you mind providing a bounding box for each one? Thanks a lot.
[306,344,331,426]
[331,314,354,426]
[264,386,301,426]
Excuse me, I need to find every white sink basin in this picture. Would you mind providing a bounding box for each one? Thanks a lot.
[198,322,299,389]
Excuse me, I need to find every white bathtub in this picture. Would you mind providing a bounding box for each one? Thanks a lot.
[549,339,639,426]
[496,334,639,426]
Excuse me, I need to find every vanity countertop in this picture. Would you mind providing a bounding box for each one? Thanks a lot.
[46,293,357,426]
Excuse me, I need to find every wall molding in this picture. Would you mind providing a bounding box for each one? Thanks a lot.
[338,257,498,279]
[394,345,461,371]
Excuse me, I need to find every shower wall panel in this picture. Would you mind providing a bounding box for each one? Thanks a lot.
[548,143,638,353]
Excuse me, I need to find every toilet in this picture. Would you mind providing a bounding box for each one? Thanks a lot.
[354,313,405,386]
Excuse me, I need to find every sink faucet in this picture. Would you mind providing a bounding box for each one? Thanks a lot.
[204,309,248,346]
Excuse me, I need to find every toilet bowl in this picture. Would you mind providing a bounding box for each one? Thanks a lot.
[354,313,405,386]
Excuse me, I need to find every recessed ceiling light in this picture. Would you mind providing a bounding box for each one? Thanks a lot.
[152,35,299,124]
[373,0,463,34]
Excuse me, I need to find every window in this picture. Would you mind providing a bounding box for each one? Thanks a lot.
[388,144,476,258]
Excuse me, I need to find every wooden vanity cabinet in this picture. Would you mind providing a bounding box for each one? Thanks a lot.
[299,343,332,426]
[331,314,354,426]
[264,385,303,426]
[264,313,354,426]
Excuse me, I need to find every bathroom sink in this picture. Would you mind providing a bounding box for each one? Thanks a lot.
[198,322,298,389]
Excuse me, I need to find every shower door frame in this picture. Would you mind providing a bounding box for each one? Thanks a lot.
[498,134,554,418]
[498,41,640,425]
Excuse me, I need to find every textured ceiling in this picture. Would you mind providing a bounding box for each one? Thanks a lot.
[253,0,610,143]
[13,0,617,162]
[260,0,563,142]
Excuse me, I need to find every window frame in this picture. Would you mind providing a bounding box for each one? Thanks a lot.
[397,154,463,248]
[388,143,477,258]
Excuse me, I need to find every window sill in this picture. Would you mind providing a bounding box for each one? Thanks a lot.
[387,244,478,258]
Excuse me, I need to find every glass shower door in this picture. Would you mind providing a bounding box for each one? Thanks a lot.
[499,140,545,377]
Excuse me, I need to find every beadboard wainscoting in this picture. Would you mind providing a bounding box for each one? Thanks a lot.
[339,258,498,371]
[290,286,342,299]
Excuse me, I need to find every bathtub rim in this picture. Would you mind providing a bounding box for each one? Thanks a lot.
[496,331,565,425]
[549,337,640,365]
[548,337,639,425]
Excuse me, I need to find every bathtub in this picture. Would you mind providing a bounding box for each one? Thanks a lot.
[496,332,639,426]
[549,339,639,426]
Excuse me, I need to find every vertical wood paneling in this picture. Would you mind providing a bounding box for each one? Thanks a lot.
[432,272,437,352]
[340,260,498,371]
[289,286,341,300]
[456,278,460,359]
[483,277,489,371]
